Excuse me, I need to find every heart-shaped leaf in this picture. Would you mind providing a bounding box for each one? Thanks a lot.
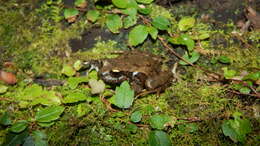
[110,81,134,109]
[87,10,100,23]
[128,25,148,46]
[152,16,170,30]
[106,14,122,33]
[178,17,195,31]
[148,130,171,146]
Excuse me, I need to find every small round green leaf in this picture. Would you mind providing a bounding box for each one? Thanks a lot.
[177,34,195,51]
[178,17,195,31]
[152,16,170,30]
[148,130,171,146]
[128,25,148,46]
[87,10,100,23]
[222,67,237,79]
[239,87,251,94]
[136,0,154,4]
[106,14,122,33]
[123,15,137,28]
[149,114,170,130]
[112,0,128,8]
[130,111,142,123]
[10,120,28,133]
[242,72,260,81]
[64,8,79,19]
[218,56,231,64]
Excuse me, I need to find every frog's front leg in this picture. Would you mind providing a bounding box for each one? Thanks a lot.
[100,71,128,84]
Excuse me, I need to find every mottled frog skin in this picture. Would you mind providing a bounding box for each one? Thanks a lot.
[86,50,173,93]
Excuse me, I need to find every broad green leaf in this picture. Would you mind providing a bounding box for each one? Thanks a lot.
[67,76,88,89]
[222,67,236,79]
[75,0,86,6]
[218,56,231,64]
[32,90,61,106]
[148,130,171,146]
[18,84,61,106]
[22,84,43,100]
[177,34,195,51]
[243,72,260,81]
[123,15,137,28]
[112,0,128,8]
[179,51,200,65]
[148,26,158,40]
[110,81,134,109]
[63,91,89,103]
[106,14,122,33]
[87,10,100,23]
[239,87,251,94]
[2,130,29,146]
[178,17,195,31]
[62,64,76,77]
[128,25,148,46]
[122,7,137,16]
[64,8,79,19]
[10,120,28,133]
[149,114,170,130]
[136,0,154,4]
[35,106,65,123]
[0,84,8,93]
[221,112,252,143]
[32,130,48,146]
[130,110,142,123]
[152,16,170,30]
[127,0,138,8]
[0,112,12,126]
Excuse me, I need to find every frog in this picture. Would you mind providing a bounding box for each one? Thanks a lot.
[85,50,173,93]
